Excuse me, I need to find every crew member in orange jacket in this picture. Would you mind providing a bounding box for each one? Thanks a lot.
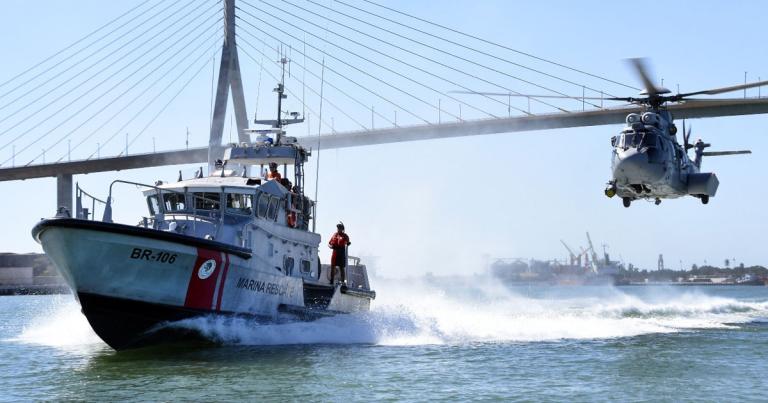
[328,223,351,285]
[267,162,282,180]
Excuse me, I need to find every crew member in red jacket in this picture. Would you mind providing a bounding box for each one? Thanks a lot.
[328,223,351,285]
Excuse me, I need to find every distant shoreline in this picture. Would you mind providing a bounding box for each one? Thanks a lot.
[0,285,70,296]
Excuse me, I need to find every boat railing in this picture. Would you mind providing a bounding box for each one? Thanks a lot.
[74,183,107,220]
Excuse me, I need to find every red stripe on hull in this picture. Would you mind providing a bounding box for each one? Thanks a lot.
[215,253,230,311]
[184,248,222,310]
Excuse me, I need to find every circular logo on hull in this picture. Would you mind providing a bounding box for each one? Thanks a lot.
[197,259,217,280]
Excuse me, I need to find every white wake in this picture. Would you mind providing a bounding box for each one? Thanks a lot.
[169,277,768,346]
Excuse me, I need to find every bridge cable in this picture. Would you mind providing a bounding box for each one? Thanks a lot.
[60,33,223,162]
[354,0,640,91]
[17,17,222,165]
[0,2,219,151]
[238,33,389,129]
[236,13,433,125]
[329,0,625,98]
[237,42,337,133]
[1,11,222,162]
[241,2,485,119]
[238,22,423,127]
[0,0,184,110]
[274,0,593,111]
[252,0,516,116]
[238,39,369,130]
[122,50,218,155]
[239,29,395,127]
[0,0,159,93]
[239,4,459,122]
[0,0,212,133]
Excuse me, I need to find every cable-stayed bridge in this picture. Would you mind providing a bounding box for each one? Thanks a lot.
[0,0,766,213]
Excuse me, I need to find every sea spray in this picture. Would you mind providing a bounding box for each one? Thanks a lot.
[11,279,768,349]
[11,295,103,349]
[168,276,768,346]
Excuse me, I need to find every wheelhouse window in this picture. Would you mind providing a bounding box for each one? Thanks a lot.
[256,192,269,218]
[147,195,160,215]
[163,193,187,212]
[267,197,279,221]
[226,193,253,215]
[194,192,221,210]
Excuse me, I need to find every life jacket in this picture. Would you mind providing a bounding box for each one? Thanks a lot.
[268,171,282,180]
[329,232,350,267]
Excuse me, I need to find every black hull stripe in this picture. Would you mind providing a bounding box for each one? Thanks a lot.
[77,292,271,350]
[32,218,251,259]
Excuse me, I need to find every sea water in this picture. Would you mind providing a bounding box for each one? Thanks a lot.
[1,278,767,402]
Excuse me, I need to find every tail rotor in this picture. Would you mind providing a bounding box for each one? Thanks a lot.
[682,120,693,151]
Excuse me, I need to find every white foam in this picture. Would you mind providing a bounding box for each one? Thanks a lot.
[169,278,768,347]
[11,278,766,349]
[10,296,105,350]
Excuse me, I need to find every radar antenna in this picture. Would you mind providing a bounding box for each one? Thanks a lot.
[253,56,304,144]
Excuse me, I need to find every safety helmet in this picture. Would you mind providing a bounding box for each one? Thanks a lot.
[269,162,278,169]
[336,222,345,230]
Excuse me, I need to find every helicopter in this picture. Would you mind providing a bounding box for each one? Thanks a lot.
[454,59,765,207]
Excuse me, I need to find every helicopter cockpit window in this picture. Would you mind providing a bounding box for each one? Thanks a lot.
[194,192,221,211]
[620,133,639,148]
[163,193,187,212]
[620,131,657,148]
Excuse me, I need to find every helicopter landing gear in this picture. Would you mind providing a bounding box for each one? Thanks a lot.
[622,197,632,208]
[701,195,709,205]
[654,198,662,205]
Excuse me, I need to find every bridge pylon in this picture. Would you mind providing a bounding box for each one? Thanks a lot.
[208,0,250,170]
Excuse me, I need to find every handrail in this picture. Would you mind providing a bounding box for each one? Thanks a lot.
[75,182,107,220]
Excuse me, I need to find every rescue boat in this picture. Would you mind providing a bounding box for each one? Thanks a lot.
[31,82,375,350]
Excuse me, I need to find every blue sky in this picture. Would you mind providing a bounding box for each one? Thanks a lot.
[0,0,766,276]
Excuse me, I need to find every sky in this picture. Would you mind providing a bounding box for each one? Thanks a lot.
[0,0,766,277]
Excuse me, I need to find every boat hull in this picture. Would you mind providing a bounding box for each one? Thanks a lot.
[32,219,372,350]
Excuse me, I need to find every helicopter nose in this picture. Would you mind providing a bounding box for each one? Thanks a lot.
[613,149,664,183]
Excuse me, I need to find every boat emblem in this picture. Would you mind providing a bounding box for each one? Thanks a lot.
[197,259,217,280]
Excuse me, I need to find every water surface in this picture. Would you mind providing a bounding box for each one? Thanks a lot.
[2,281,767,402]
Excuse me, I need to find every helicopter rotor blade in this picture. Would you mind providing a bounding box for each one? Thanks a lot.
[678,80,768,98]
[627,58,662,97]
[701,150,752,156]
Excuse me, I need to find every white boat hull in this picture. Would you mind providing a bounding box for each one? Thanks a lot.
[32,219,373,349]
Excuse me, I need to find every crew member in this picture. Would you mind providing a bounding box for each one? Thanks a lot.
[267,162,282,181]
[328,223,351,285]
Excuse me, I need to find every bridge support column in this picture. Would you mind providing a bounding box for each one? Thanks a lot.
[56,174,73,215]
